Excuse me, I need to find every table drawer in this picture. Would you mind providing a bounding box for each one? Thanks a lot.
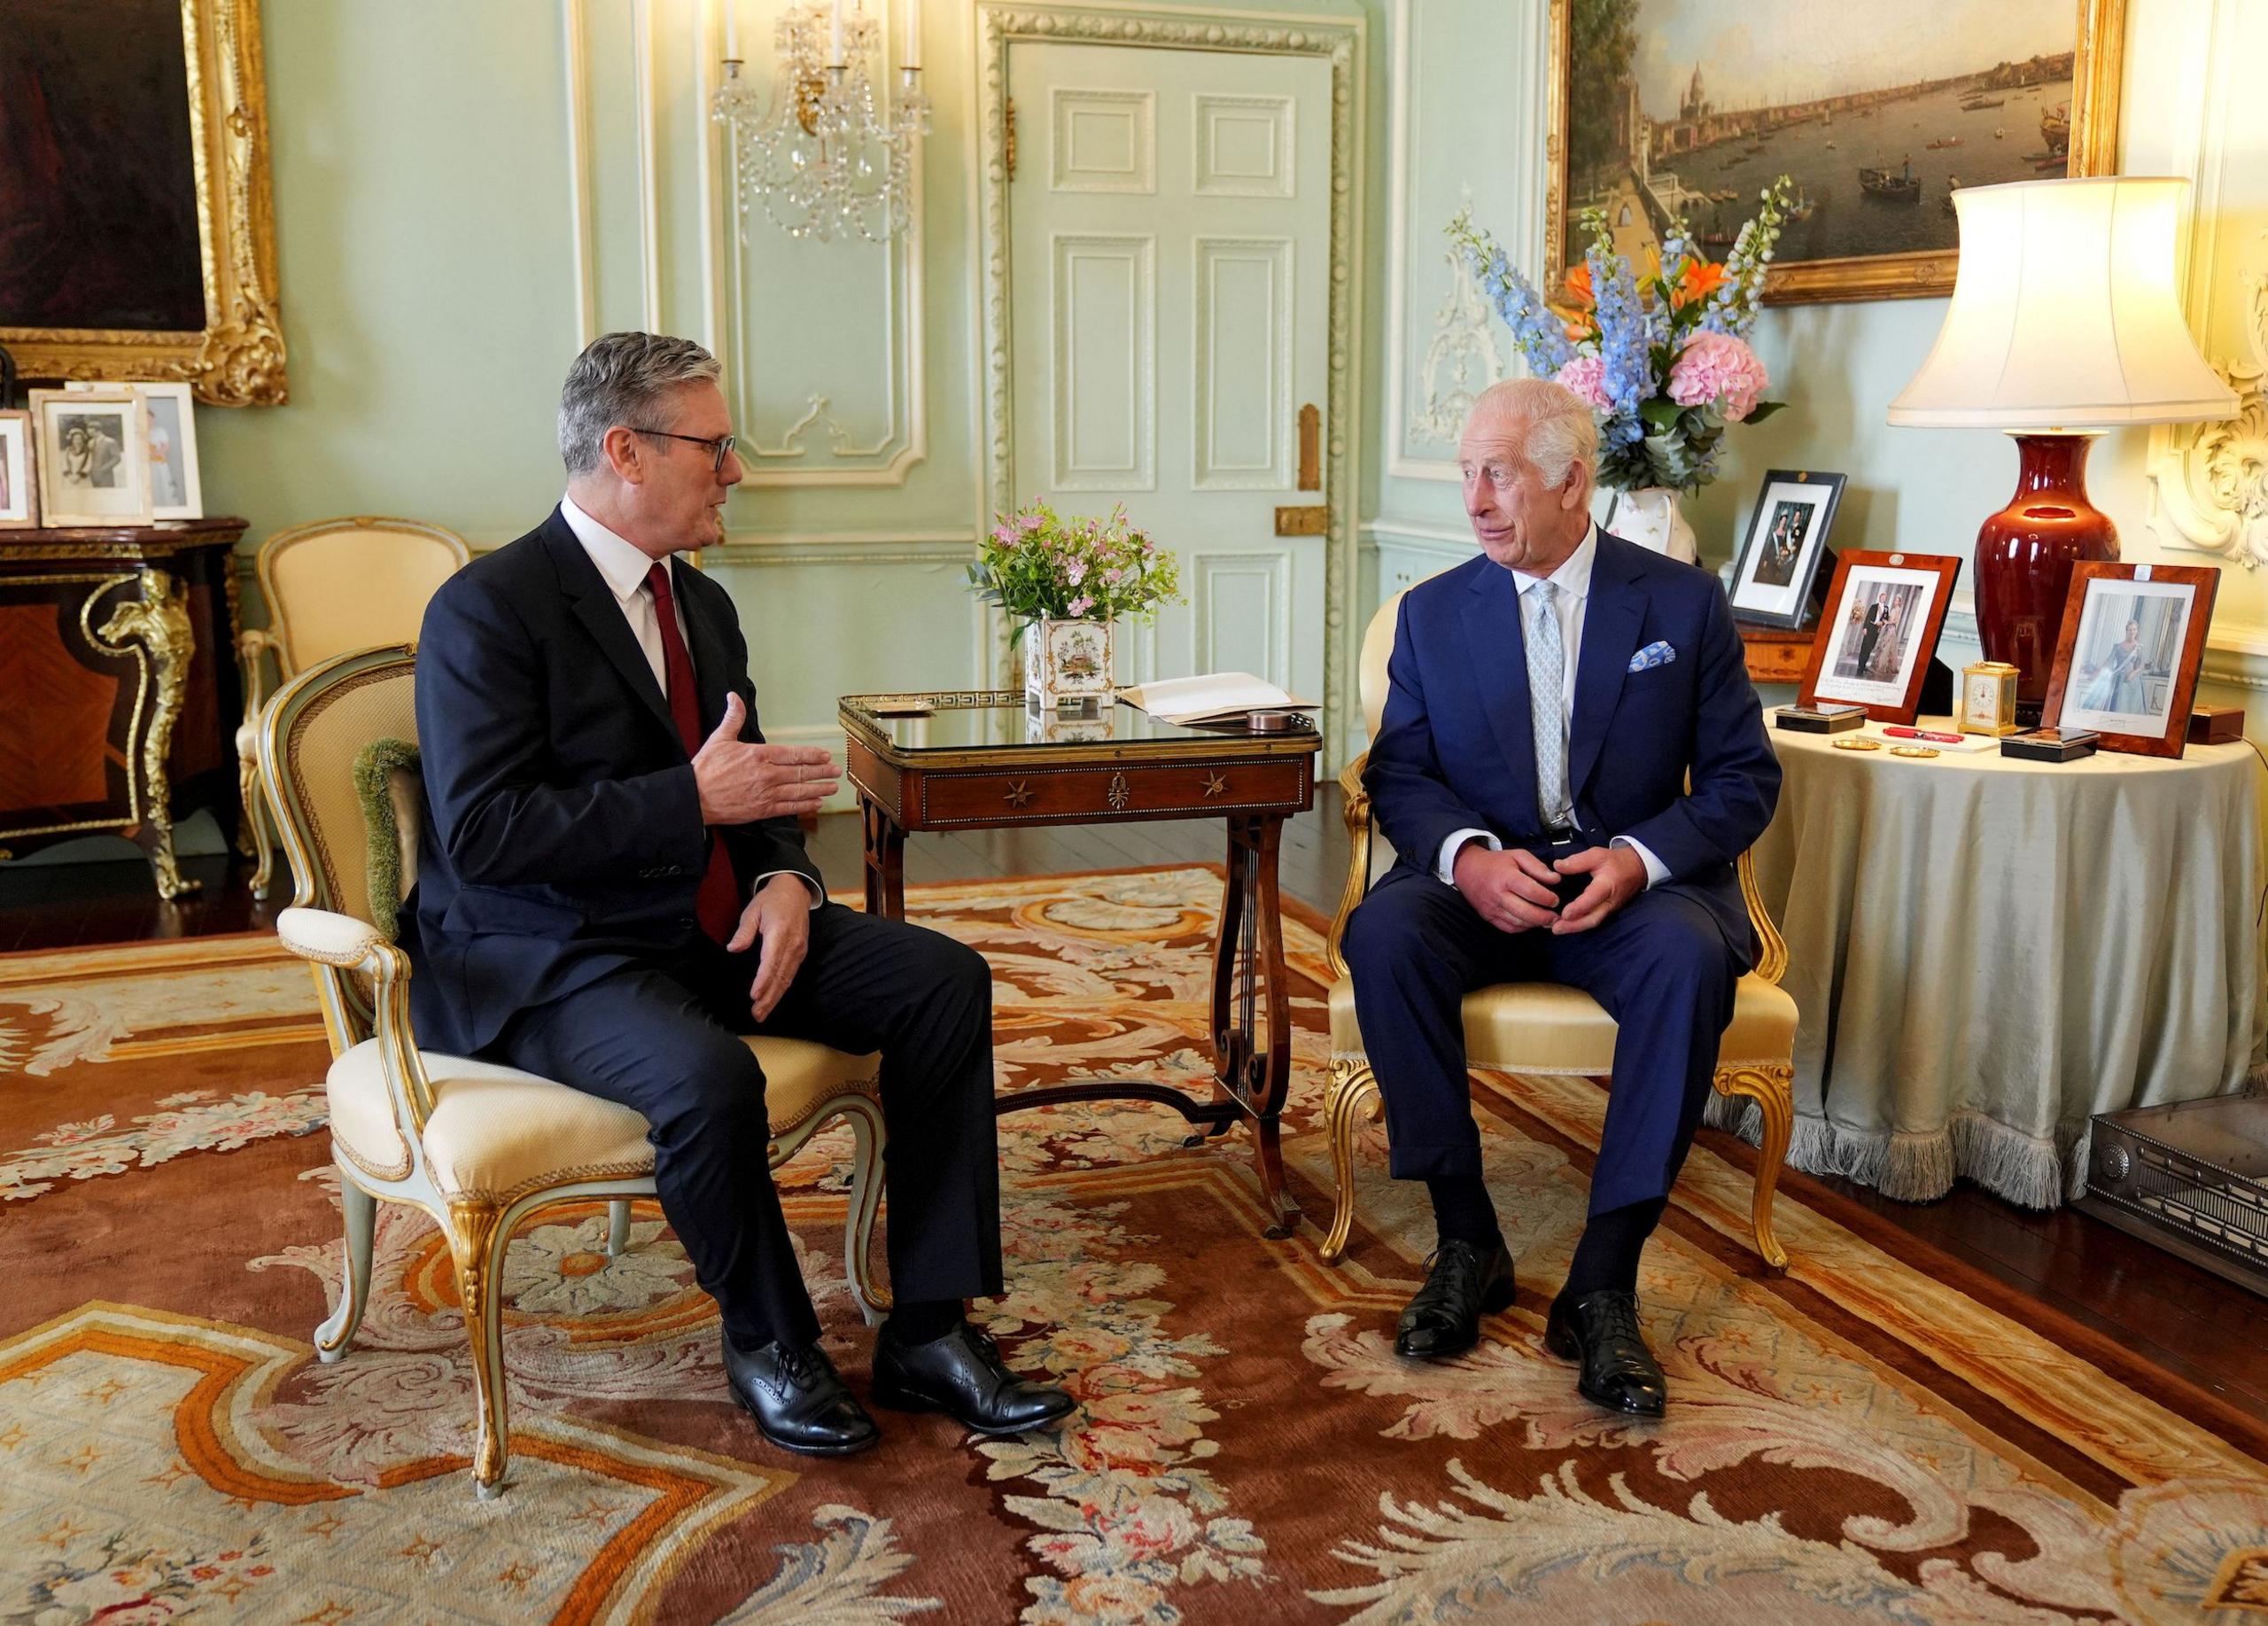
[915,758,1310,826]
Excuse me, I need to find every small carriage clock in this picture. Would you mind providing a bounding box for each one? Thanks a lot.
[1958,660,2021,736]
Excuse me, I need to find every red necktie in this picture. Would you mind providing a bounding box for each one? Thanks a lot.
[646,563,741,943]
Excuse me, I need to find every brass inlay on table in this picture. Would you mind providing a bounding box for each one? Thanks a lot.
[840,690,1322,1236]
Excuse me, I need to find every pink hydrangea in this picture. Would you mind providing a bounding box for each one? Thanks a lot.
[1554,354,1612,409]
[1667,331,1768,420]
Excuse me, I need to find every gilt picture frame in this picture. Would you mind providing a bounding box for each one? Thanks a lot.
[0,0,287,405]
[0,412,37,531]
[1545,0,2125,305]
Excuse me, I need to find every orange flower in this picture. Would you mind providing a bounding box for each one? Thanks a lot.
[1561,261,1596,309]
[1674,259,1729,309]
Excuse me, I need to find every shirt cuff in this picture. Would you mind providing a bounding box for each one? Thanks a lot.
[1609,836,1670,889]
[1436,828,1500,884]
[753,869,826,910]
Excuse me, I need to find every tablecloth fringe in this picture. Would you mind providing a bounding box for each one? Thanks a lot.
[1704,1095,2078,1210]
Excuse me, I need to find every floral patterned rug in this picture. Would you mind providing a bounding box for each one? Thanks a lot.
[3,867,2264,1624]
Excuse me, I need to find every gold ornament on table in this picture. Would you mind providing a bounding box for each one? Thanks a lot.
[1958,660,2022,736]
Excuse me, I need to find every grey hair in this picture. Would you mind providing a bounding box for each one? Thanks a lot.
[1468,377,1597,488]
[557,331,723,476]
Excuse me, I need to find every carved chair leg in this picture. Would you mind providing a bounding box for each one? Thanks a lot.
[1712,1062,1794,1272]
[1321,1057,1380,1264]
[314,1174,377,1362]
[245,768,277,899]
[606,1199,633,1258]
[843,1098,890,1324]
[447,1198,511,1498]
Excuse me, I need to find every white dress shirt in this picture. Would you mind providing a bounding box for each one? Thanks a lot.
[559,494,820,908]
[1436,523,1670,890]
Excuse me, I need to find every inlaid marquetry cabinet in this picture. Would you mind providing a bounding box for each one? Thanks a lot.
[0,519,248,898]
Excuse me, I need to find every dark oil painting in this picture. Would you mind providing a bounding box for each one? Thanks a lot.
[0,0,206,332]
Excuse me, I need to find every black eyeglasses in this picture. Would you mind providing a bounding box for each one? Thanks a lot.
[628,426,738,473]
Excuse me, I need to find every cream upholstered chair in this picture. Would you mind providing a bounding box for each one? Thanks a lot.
[260,644,889,1498]
[1320,591,1798,1269]
[238,517,470,897]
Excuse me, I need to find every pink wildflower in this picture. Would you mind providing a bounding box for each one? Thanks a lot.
[1067,560,1088,586]
[1666,331,1768,420]
[1068,595,1093,616]
[992,524,1015,544]
[1553,353,1612,409]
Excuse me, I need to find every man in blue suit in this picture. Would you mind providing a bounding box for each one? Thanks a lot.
[1345,377,1780,1414]
[406,332,1073,1458]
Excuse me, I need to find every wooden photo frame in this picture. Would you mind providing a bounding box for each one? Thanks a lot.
[2042,562,2218,758]
[0,0,286,405]
[1728,468,1845,628]
[1798,548,1962,723]
[0,411,36,531]
[1544,0,2124,306]
[28,389,153,529]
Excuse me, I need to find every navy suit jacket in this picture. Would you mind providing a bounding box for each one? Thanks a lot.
[401,508,821,1054]
[1363,530,1781,962]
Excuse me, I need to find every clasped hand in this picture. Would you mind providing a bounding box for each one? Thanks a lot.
[1452,841,1644,935]
[692,693,840,824]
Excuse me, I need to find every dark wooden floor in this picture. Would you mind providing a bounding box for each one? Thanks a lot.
[6,791,2263,1422]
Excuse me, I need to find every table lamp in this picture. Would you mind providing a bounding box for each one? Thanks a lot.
[1887,176,2237,723]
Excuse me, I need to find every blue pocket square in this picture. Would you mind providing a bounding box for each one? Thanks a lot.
[1628,641,1676,673]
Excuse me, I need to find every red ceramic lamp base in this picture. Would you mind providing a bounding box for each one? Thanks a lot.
[1972,432,2119,725]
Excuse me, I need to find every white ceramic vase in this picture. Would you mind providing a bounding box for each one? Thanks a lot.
[1024,616,1114,712]
[1603,486,1699,565]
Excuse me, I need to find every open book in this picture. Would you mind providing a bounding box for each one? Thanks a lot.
[1116,672,1317,726]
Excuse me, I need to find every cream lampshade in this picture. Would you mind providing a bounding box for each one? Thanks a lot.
[1887,175,2236,721]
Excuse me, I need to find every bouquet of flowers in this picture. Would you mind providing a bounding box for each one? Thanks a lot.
[967,498,1183,634]
[1447,176,1794,493]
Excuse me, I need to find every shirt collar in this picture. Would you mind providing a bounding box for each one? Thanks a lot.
[560,493,662,605]
[1510,522,1598,603]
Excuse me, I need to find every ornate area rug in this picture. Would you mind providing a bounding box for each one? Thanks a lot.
[3,866,2264,1624]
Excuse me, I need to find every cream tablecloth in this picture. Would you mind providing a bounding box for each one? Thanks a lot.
[1733,720,2264,1207]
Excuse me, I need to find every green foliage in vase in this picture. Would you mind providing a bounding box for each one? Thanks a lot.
[968,499,1184,636]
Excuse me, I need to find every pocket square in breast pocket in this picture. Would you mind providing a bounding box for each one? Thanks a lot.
[1628,640,1676,673]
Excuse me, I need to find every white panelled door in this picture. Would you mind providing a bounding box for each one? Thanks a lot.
[1007,41,1332,698]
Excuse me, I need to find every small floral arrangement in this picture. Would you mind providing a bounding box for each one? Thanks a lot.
[968,498,1184,631]
[1447,176,1793,493]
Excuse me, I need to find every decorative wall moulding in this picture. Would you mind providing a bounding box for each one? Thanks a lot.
[1,0,287,405]
[2148,230,2268,571]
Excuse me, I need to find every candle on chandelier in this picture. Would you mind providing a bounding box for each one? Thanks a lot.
[903,0,920,71]
[722,0,737,59]
[827,0,845,67]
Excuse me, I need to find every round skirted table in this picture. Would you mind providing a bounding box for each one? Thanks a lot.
[1743,720,2264,1208]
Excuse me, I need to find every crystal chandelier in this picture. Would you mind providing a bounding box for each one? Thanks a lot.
[711,1,929,245]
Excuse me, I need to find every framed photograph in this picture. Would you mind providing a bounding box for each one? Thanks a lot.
[0,0,286,406]
[2042,563,2218,758]
[1546,0,2124,306]
[0,412,36,531]
[28,389,153,529]
[137,383,204,520]
[1798,549,1962,723]
[1728,469,1845,627]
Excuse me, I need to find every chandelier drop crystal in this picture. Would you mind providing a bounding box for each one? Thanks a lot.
[711,2,929,245]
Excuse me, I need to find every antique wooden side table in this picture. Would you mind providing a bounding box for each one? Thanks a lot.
[0,518,248,899]
[840,691,1322,1235]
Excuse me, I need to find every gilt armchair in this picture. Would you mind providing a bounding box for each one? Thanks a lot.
[238,517,470,896]
[259,643,889,1498]
[1319,591,1798,1269]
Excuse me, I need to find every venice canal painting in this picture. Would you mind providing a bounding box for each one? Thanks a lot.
[1562,0,2086,276]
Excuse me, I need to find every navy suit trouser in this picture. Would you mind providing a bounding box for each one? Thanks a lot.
[1342,860,1739,1217]
[488,901,1003,1350]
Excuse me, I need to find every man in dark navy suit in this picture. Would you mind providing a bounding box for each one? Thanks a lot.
[405,332,1072,1457]
[1345,377,1780,1414]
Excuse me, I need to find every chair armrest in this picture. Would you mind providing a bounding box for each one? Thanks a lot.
[237,629,276,759]
[1737,849,1788,986]
[276,906,384,967]
[1325,752,1374,982]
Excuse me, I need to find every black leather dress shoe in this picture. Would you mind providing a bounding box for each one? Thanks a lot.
[1543,1289,1667,1417]
[1394,1236,1516,1358]
[872,1322,1076,1435]
[721,1333,882,1456]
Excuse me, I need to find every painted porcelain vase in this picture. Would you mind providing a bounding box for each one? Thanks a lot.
[1604,486,1698,565]
[1025,616,1114,712]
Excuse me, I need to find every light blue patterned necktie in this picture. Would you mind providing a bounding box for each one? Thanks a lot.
[1526,580,1570,827]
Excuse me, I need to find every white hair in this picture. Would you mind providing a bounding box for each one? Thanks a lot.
[1467,377,1597,488]
[558,331,723,475]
